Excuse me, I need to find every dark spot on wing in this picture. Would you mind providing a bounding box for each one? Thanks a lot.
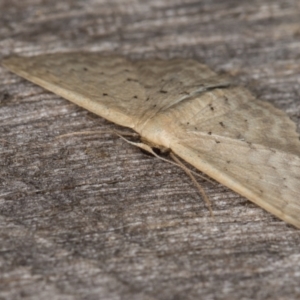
[209,104,214,111]
[219,122,225,127]
[160,90,168,94]
[83,67,88,71]
[208,131,212,135]
[215,140,220,144]
[146,97,150,101]
[103,93,108,96]
[133,95,138,99]
[227,160,231,164]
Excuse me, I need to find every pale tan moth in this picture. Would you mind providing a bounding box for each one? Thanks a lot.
[2,53,300,228]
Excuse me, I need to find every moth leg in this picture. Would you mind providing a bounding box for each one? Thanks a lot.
[170,152,214,217]
[116,134,214,182]
[117,134,214,216]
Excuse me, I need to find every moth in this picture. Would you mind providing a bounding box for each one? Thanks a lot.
[2,53,300,228]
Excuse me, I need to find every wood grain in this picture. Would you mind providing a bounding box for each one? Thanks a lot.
[0,1,300,300]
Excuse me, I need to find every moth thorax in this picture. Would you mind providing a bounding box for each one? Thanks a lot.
[136,115,172,150]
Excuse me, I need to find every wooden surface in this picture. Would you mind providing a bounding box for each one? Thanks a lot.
[0,1,300,299]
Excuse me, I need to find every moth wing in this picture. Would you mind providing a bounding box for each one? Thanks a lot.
[2,54,229,129]
[163,86,300,228]
[2,53,144,128]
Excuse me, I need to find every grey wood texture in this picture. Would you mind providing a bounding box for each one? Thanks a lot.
[0,1,300,299]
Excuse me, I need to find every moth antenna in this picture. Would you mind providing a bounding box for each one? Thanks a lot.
[56,129,139,139]
[56,129,215,189]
